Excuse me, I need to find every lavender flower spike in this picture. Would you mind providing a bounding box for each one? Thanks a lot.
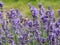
[0,2,3,8]
[58,10,60,17]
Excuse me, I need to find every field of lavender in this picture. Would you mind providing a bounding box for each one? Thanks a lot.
[0,0,60,45]
[1,0,60,18]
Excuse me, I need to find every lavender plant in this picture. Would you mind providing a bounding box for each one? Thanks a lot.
[0,2,60,45]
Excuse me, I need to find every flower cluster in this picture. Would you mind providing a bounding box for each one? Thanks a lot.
[0,2,60,45]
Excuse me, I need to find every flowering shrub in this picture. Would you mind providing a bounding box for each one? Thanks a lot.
[0,2,60,45]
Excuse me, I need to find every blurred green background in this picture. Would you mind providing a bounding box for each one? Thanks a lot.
[0,0,60,18]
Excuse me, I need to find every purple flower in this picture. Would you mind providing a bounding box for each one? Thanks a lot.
[48,33,56,40]
[9,8,18,19]
[55,22,59,28]
[46,9,54,18]
[57,18,60,27]
[48,6,51,10]
[58,10,60,17]
[23,33,28,41]
[47,33,56,45]
[40,15,49,23]
[8,39,13,43]
[0,12,3,19]
[18,35,24,44]
[32,18,40,30]
[0,41,2,45]
[45,10,51,16]
[9,40,15,45]
[28,3,31,8]
[29,6,38,18]
[38,3,42,8]
[0,2,3,8]
[11,18,20,25]
[49,22,55,31]
[7,34,13,39]
[40,37,47,43]
[53,28,60,36]
[43,25,48,32]
[10,8,15,14]
[15,8,20,14]
[38,3,45,16]
[27,20,32,27]
[1,36,6,43]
